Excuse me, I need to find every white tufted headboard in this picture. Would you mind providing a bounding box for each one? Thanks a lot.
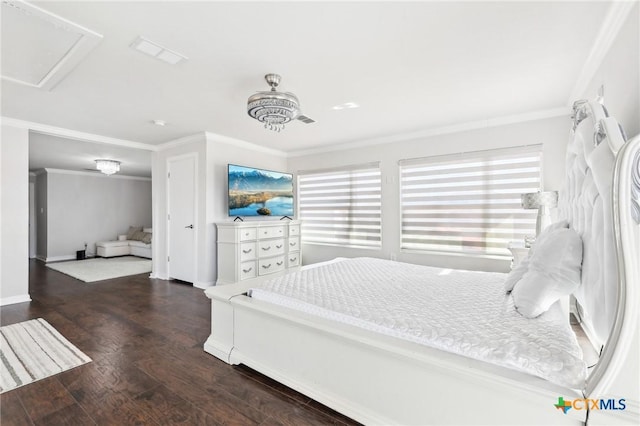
[558,100,626,351]
[559,101,640,409]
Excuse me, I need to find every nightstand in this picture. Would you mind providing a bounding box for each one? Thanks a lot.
[508,242,530,269]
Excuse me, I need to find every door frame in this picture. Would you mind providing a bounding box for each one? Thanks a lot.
[166,152,198,283]
[29,181,36,258]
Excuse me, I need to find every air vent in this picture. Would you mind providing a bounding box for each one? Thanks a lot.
[130,36,187,65]
[1,0,103,90]
[297,114,316,124]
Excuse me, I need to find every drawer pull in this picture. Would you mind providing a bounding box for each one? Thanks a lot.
[261,246,271,251]
[290,257,297,262]
[263,231,268,235]
[242,248,252,254]
[242,267,253,273]
[276,244,283,249]
[289,242,297,247]
[276,261,283,266]
[262,263,272,269]
[245,232,250,236]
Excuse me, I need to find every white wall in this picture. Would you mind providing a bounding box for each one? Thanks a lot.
[287,116,569,273]
[0,124,31,306]
[152,132,287,287]
[42,170,152,261]
[582,3,639,138]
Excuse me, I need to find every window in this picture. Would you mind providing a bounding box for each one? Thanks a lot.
[399,145,542,258]
[298,163,381,248]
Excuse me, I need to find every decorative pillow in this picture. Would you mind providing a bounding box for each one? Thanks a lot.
[530,220,570,253]
[141,232,152,244]
[503,220,570,294]
[126,226,143,240]
[504,258,530,294]
[511,228,583,318]
[130,230,145,241]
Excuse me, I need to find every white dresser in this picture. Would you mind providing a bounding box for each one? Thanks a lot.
[216,220,301,285]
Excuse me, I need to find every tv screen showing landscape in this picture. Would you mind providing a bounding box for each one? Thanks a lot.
[228,164,294,217]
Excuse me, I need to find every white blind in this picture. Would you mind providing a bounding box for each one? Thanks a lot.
[298,163,382,248]
[400,145,542,257]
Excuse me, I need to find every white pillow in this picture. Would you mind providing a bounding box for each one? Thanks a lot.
[504,258,529,294]
[143,227,152,233]
[530,220,569,252]
[511,228,582,318]
[503,220,569,294]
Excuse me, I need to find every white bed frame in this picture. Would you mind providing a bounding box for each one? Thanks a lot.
[204,101,640,425]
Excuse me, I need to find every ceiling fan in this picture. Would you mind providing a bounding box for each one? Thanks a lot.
[247,73,315,132]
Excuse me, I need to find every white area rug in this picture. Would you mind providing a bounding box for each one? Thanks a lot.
[0,318,91,393]
[46,256,152,283]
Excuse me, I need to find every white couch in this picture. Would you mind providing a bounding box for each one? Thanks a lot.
[96,228,152,259]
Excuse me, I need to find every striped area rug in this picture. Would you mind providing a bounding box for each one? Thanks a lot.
[0,318,91,393]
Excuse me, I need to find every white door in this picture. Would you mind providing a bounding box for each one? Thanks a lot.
[168,155,196,282]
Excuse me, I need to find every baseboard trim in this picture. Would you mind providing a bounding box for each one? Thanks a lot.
[0,294,32,306]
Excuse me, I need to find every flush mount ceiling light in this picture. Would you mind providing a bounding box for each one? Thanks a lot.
[247,74,315,132]
[95,159,121,176]
[332,102,360,110]
[130,36,187,65]
[1,0,103,90]
[152,119,166,126]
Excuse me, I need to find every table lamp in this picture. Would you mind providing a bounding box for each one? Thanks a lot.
[521,191,559,236]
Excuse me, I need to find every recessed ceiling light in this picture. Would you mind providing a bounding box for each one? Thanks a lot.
[152,119,166,126]
[332,102,360,110]
[130,36,187,65]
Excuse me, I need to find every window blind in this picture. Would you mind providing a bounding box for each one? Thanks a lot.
[298,163,381,248]
[400,145,542,257]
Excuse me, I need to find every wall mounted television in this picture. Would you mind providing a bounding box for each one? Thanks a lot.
[227,164,294,217]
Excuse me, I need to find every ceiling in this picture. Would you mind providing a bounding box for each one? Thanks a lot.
[0,1,617,174]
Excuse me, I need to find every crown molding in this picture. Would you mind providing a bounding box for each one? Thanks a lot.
[287,107,569,158]
[568,1,637,105]
[43,168,151,181]
[0,117,155,151]
[155,132,206,151]
[204,131,288,158]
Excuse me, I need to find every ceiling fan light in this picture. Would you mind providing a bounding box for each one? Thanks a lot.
[247,74,300,132]
[95,159,121,175]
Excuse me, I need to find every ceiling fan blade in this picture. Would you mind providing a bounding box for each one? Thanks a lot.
[297,114,316,124]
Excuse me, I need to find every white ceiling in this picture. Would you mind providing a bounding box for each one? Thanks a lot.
[0,1,616,173]
[29,133,152,177]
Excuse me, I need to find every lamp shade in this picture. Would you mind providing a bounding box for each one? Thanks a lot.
[521,191,558,209]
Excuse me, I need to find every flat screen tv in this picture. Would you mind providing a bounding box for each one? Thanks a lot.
[228,164,294,217]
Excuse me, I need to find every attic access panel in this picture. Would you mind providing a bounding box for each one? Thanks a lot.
[1,0,102,90]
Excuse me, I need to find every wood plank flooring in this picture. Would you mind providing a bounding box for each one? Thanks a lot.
[0,260,360,426]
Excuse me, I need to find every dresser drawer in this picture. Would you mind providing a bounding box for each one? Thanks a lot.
[287,237,300,252]
[258,256,285,276]
[239,261,257,280]
[239,228,257,241]
[287,253,300,267]
[258,239,285,257]
[239,242,256,262]
[259,226,286,239]
[289,225,300,236]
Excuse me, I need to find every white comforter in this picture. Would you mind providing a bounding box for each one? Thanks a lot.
[249,257,587,388]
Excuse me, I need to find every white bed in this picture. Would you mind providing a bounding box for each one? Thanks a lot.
[204,100,640,425]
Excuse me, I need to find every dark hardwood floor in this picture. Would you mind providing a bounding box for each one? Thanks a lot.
[0,260,360,426]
